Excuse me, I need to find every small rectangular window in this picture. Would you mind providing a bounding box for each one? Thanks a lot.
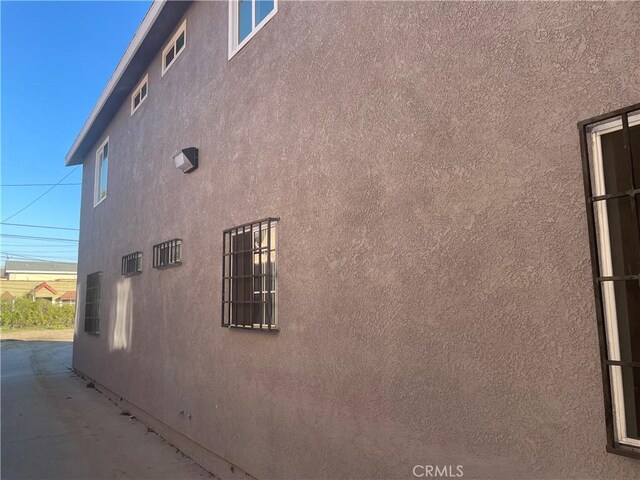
[153,239,182,268]
[228,0,277,59]
[579,103,640,457]
[130,74,148,116]
[222,218,278,329]
[84,272,102,335]
[162,20,186,76]
[94,137,108,206]
[122,252,143,276]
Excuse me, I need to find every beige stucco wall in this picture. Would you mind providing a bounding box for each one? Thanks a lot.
[73,1,640,478]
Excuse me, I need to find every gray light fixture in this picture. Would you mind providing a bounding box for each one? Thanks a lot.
[173,147,198,173]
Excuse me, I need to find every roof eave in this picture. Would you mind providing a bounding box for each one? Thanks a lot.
[65,0,192,166]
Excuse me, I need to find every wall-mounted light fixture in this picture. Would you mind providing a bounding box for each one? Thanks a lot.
[173,147,198,173]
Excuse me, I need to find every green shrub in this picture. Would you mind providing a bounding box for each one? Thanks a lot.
[1,298,76,330]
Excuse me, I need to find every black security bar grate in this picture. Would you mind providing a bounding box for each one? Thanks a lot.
[84,271,102,335]
[153,239,182,268]
[122,251,143,276]
[222,218,278,330]
[579,102,640,458]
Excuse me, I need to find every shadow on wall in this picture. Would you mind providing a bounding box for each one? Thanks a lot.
[108,277,133,352]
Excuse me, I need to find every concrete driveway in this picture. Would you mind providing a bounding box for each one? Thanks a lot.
[1,334,212,480]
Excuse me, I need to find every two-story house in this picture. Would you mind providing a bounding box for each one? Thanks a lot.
[66,1,640,478]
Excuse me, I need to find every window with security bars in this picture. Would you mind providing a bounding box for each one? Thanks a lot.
[122,252,143,275]
[84,272,102,335]
[222,218,277,329]
[579,103,640,457]
[153,239,182,268]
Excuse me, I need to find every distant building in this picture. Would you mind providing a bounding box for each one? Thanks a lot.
[1,291,14,302]
[4,260,77,281]
[0,280,76,305]
[29,282,59,302]
[58,290,76,305]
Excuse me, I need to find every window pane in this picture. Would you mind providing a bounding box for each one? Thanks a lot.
[253,252,262,281]
[252,293,264,325]
[265,292,275,325]
[238,0,252,42]
[593,197,640,276]
[600,128,634,194]
[632,123,640,188]
[269,223,276,250]
[165,48,175,67]
[255,0,274,25]
[176,31,185,53]
[134,94,140,108]
[141,83,147,99]
[223,302,230,325]
[223,279,231,302]
[100,155,108,198]
[611,366,640,442]
[601,280,640,363]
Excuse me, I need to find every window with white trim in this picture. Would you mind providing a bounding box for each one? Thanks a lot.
[162,20,186,76]
[580,104,640,456]
[130,74,148,115]
[228,0,277,59]
[94,137,108,206]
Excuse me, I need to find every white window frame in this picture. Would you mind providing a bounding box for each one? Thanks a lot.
[228,0,278,60]
[130,74,148,116]
[94,137,109,207]
[161,19,187,76]
[588,111,640,449]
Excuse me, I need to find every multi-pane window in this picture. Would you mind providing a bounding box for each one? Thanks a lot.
[94,138,108,206]
[162,20,186,75]
[153,239,182,268]
[122,252,143,275]
[222,218,278,329]
[228,0,277,59]
[84,272,102,334]
[580,103,640,456]
[130,74,148,115]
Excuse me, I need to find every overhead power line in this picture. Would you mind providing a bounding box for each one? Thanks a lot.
[1,251,77,255]
[0,222,79,231]
[1,183,81,187]
[1,166,81,223]
[1,234,78,243]
[2,252,77,262]
[0,244,78,248]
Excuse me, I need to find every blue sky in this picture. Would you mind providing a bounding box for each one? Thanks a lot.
[1,1,151,266]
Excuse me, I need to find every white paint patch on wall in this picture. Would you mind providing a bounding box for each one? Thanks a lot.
[109,277,133,352]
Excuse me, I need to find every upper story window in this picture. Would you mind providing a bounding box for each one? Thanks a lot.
[222,218,278,330]
[94,137,108,206]
[130,74,148,116]
[228,0,277,59]
[162,20,186,76]
[579,103,640,457]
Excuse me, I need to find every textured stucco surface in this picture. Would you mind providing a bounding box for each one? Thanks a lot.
[73,2,640,478]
